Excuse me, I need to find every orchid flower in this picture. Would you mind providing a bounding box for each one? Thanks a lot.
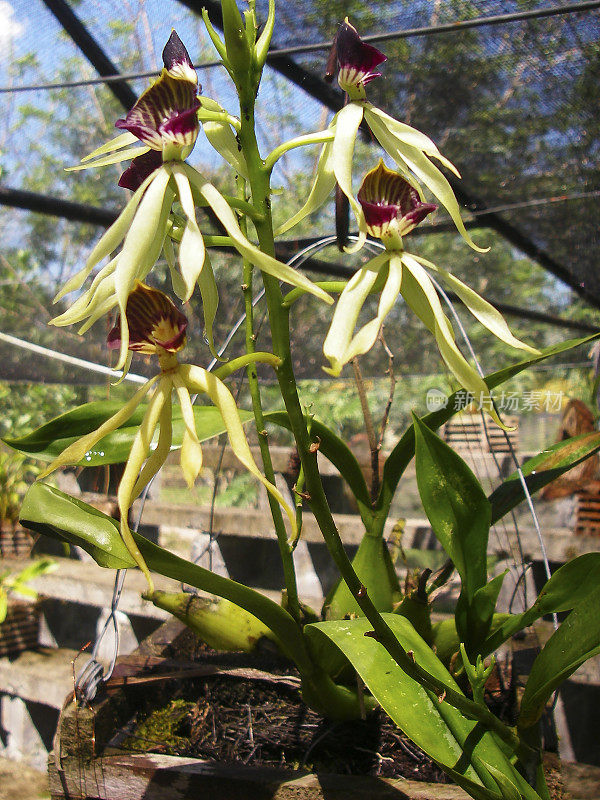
[323,162,539,426]
[52,32,331,371]
[42,284,296,593]
[276,19,485,255]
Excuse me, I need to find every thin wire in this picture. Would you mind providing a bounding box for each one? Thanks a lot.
[185,235,347,575]
[429,277,531,609]
[429,277,557,627]
[0,331,147,384]
[2,0,598,94]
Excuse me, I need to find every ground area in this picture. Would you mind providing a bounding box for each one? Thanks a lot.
[0,756,49,800]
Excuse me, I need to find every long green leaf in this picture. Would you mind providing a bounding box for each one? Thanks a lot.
[4,401,252,466]
[376,334,600,517]
[413,414,493,653]
[489,431,600,525]
[19,483,307,667]
[264,410,373,527]
[518,584,600,730]
[306,615,540,800]
[482,553,600,656]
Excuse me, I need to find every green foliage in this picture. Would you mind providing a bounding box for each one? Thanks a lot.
[4,400,253,466]
[0,447,40,526]
[0,557,57,624]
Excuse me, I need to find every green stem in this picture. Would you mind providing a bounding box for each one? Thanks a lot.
[237,173,301,624]
[264,130,335,173]
[212,351,281,381]
[283,281,348,308]
[234,73,532,763]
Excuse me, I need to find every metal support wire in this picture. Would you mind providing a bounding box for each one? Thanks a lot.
[429,276,557,627]
[357,237,554,619]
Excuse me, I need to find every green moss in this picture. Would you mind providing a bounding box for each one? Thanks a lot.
[121,698,195,755]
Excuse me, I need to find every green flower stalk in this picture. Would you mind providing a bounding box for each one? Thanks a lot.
[42,283,295,592]
[51,30,331,370]
[276,19,484,255]
[323,161,539,425]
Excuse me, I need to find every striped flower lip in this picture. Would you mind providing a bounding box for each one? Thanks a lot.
[115,31,200,152]
[336,19,386,97]
[107,283,188,355]
[358,160,437,244]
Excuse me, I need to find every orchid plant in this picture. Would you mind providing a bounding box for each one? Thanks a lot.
[8,5,600,800]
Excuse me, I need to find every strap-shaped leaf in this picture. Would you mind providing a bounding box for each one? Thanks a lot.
[518,583,600,730]
[489,431,600,525]
[413,413,493,652]
[306,614,541,800]
[264,410,373,527]
[4,400,252,465]
[19,483,307,666]
[482,553,600,657]
[376,334,600,516]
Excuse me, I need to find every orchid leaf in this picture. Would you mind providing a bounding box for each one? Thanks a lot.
[18,483,307,667]
[306,614,540,800]
[482,553,600,657]
[39,377,160,477]
[489,431,600,524]
[323,534,401,620]
[518,583,600,730]
[377,334,600,515]
[264,410,373,527]
[4,398,253,466]
[413,413,494,653]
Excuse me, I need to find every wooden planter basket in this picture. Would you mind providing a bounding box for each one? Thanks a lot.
[48,618,566,800]
[0,598,40,658]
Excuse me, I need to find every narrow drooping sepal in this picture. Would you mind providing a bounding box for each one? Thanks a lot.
[358,160,436,245]
[336,19,386,98]
[118,149,163,191]
[107,282,187,355]
[162,29,197,84]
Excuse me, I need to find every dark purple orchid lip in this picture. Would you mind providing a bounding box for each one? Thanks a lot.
[336,19,386,86]
[358,161,437,237]
[358,200,400,230]
[118,149,163,191]
[108,283,188,354]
